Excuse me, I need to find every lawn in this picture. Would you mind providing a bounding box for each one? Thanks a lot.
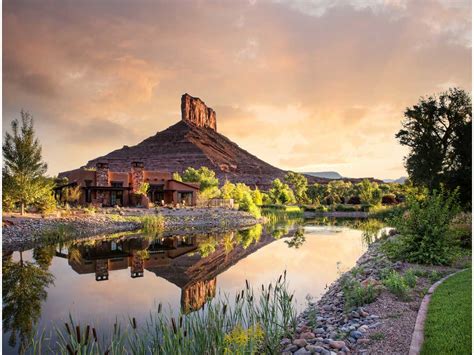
[421,269,472,355]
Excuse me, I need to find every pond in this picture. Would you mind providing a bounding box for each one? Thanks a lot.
[2,217,374,354]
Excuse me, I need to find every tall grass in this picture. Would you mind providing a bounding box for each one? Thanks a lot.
[25,274,296,354]
[141,214,165,234]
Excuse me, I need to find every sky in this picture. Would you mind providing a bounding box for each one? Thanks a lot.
[3,0,472,179]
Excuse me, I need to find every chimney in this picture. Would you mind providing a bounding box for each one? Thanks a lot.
[181,93,217,131]
[131,161,145,192]
[96,162,109,187]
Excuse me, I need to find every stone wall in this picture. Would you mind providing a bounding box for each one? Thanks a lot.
[181,93,217,131]
[131,162,144,193]
[96,163,109,187]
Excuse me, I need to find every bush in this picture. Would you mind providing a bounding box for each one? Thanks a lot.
[382,270,410,300]
[383,189,462,265]
[141,214,165,233]
[403,269,418,288]
[335,204,360,212]
[342,276,380,309]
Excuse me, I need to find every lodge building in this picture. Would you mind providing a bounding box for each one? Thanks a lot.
[56,162,200,207]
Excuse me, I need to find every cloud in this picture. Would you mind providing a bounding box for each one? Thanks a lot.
[2,0,470,178]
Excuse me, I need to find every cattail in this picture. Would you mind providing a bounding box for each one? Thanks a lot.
[179,315,183,328]
[261,284,264,291]
[284,270,287,279]
[85,325,90,344]
[158,303,162,313]
[66,344,74,355]
[289,295,294,302]
[132,317,137,329]
[241,290,244,299]
[278,274,282,283]
[171,318,177,334]
[65,323,71,335]
[76,326,81,343]
[245,279,249,289]
[184,329,188,337]
[105,349,110,355]
[266,292,270,302]
[93,328,98,342]
[114,323,117,335]
[222,304,227,316]
[236,293,240,302]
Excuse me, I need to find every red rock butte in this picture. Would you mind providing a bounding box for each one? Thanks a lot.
[74,94,378,189]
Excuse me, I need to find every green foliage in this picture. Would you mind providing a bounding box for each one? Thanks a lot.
[341,275,380,310]
[239,193,261,218]
[220,180,235,199]
[136,182,150,196]
[356,179,382,206]
[396,88,472,207]
[182,166,219,191]
[172,172,183,181]
[421,269,471,355]
[306,183,326,205]
[284,172,308,203]
[383,189,462,265]
[268,179,296,205]
[3,111,53,215]
[382,270,415,300]
[26,276,296,354]
[251,187,263,206]
[403,269,418,288]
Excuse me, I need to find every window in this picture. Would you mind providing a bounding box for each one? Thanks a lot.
[177,191,193,206]
[111,181,123,187]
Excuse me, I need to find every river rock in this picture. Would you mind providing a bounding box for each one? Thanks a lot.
[329,340,346,350]
[293,338,308,347]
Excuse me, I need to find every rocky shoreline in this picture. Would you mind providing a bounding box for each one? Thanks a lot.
[281,235,461,355]
[2,207,259,251]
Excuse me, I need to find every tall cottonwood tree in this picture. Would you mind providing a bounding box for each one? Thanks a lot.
[396,88,472,206]
[3,111,51,214]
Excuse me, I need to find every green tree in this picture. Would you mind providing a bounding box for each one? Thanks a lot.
[307,183,326,205]
[220,180,236,199]
[182,167,220,199]
[268,179,296,205]
[284,172,308,203]
[327,180,352,204]
[251,187,263,206]
[396,88,471,206]
[356,179,382,206]
[172,172,183,181]
[3,112,51,215]
[136,182,150,196]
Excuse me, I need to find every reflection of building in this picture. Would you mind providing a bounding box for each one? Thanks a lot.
[57,228,287,313]
[56,161,199,207]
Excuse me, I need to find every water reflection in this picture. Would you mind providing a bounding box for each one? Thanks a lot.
[2,216,379,354]
[2,251,54,352]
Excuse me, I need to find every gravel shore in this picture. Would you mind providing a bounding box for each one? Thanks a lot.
[282,236,460,355]
[2,207,259,251]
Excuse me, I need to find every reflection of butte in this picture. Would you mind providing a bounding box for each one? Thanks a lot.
[56,226,297,313]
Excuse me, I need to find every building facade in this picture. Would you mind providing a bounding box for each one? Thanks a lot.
[56,162,200,207]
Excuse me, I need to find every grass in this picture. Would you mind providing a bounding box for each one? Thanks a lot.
[369,332,385,341]
[25,274,297,354]
[341,275,381,310]
[421,269,472,355]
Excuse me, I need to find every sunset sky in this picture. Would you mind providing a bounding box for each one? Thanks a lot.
[3,0,471,179]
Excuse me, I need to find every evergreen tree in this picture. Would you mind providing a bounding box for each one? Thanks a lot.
[3,111,52,215]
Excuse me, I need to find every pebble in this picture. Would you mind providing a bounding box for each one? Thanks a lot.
[350,331,363,339]
[300,332,315,340]
[293,339,308,348]
[294,349,311,355]
[329,340,346,350]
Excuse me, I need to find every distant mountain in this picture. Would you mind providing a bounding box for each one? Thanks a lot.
[383,176,408,184]
[304,171,343,180]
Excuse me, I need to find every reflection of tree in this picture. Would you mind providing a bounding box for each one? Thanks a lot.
[198,236,219,257]
[2,255,54,352]
[236,224,263,249]
[222,232,236,254]
[32,245,56,270]
[285,228,306,249]
[357,219,385,245]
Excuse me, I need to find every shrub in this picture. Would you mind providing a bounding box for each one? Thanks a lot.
[382,270,410,300]
[383,189,462,265]
[335,204,359,212]
[403,269,418,288]
[342,276,380,309]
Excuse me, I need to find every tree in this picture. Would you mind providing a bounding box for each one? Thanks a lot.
[268,179,296,205]
[220,180,236,199]
[172,172,183,181]
[307,183,326,205]
[136,182,150,196]
[327,180,352,204]
[182,166,220,199]
[3,112,51,215]
[396,88,471,206]
[284,172,308,203]
[356,179,382,206]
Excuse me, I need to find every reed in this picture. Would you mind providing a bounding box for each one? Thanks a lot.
[23,275,296,354]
